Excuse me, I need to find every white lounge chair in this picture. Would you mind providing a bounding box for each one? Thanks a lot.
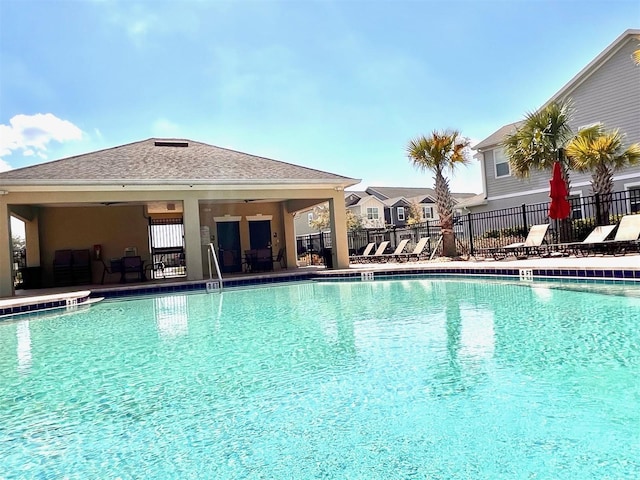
[593,215,640,255]
[397,237,430,262]
[379,239,410,263]
[485,224,550,260]
[361,241,390,263]
[350,242,376,263]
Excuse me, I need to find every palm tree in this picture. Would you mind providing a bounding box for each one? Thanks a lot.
[406,130,470,257]
[502,99,575,191]
[566,124,640,223]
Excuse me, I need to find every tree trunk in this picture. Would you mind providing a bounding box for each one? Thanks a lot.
[592,164,614,225]
[435,172,457,257]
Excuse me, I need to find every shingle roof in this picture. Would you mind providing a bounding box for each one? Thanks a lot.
[473,122,522,151]
[366,186,477,201]
[366,186,436,200]
[0,138,359,186]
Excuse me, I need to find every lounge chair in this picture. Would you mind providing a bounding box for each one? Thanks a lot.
[397,237,430,262]
[350,242,376,263]
[591,215,640,255]
[379,239,410,262]
[360,241,390,263]
[484,224,550,260]
[553,224,617,256]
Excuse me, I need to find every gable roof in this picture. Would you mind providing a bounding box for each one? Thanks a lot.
[381,196,412,207]
[547,28,640,106]
[366,186,435,200]
[345,192,382,207]
[474,29,640,151]
[0,138,359,187]
[366,186,478,203]
[473,122,522,151]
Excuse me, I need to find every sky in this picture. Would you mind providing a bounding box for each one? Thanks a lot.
[1,0,639,200]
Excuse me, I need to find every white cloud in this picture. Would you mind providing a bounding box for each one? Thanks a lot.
[0,113,84,167]
[0,159,11,172]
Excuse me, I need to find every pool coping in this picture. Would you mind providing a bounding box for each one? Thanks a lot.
[3,259,640,318]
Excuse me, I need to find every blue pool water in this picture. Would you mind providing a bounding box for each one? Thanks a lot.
[1,279,639,479]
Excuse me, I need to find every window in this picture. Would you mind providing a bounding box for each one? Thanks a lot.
[397,207,405,221]
[422,206,434,219]
[629,187,640,213]
[307,212,313,226]
[366,207,379,220]
[568,194,583,220]
[494,149,510,178]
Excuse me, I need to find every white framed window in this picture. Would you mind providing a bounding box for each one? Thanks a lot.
[568,192,584,220]
[307,212,313,226]
[422,206,434,219]
[397,207,405,221]
[366,207,379,220]
[625,183,640,214]
[494,149,510,178]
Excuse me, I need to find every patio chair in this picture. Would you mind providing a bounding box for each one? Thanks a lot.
[71,249,92,285]
[273,247,287,269]
[486,224,550,260]
[397,237,430,262]
[379,239,410,263]
[591,214,640,255]
[101,258,122,284]
[121,255,145,283]
[350,242,376,263]
[360,241,390,263]
[53,249,73,286]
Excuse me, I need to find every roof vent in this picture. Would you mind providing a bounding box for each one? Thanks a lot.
[154,141,189,147]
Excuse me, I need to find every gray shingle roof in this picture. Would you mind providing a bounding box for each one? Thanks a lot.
[366,186,477,202]
[473,122,522,151]
[0,138,359,186]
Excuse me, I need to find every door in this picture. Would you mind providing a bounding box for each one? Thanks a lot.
[249,220,272,249]
[216,221,242,273]
[249,220,272,271]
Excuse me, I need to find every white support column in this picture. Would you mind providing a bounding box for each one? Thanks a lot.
[0,201,14,297]
[182,196,204,281]
[25,215,41,268]
[328,192,349,269]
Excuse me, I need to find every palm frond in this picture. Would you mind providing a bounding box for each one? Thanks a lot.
[501,100,574,178]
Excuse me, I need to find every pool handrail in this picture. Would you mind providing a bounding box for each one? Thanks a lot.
[207,243,224,290]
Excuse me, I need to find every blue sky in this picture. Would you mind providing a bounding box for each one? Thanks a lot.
[1,0,638,195]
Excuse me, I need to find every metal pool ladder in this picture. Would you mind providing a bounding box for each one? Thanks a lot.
[206,243,223,293]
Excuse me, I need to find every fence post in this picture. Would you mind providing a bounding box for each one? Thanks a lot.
[595,193,602,225]
[521,204,528,234]
[467,213,474,256]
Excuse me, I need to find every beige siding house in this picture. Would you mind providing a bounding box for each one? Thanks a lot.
[472,29,640,212]
[0,138,359,297]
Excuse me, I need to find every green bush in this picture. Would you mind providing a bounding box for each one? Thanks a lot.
[483,226,527,239]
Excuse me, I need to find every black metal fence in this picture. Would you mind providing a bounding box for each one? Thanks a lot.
[297,189,640,263]
[148,218,186,278]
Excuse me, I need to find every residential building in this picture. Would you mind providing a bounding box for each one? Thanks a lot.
[365,186,477,227]
[471,29,640,214]
[294,186,477,238]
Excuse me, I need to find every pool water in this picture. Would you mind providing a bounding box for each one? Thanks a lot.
[1,279,639,479]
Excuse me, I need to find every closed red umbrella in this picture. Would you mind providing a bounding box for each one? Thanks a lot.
[549,161,570,220]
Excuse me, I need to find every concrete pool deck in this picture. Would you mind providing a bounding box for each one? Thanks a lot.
[2,253,640,317]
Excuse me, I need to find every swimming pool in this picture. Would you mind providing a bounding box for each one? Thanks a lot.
[1,279,638,478]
